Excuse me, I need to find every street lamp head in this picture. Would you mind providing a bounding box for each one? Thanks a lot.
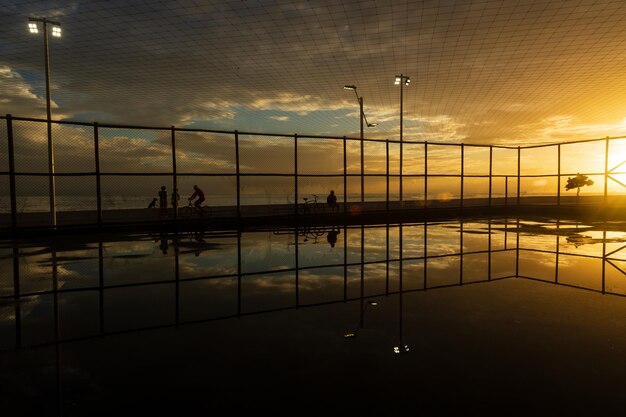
[343,85,357,90]
[28,17,62,37]
[394,75,410,86]
[367,123,378,128]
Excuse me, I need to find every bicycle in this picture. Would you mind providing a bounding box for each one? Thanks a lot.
[179,200,212,219]
[300,194,324,214]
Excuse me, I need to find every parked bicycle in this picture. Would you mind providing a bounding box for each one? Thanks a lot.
[299,225,326,243]
[179,200,212,219]
[300,194,324,214]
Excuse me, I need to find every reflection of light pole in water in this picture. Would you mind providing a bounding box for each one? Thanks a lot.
[28,17,62,226]
[394,223,409,354]
[393,288,410,355]
[344,299,378,338]
[343,85,378,203]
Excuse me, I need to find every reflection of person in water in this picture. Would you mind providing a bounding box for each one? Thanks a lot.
[194,230,205,243]
[327,228,340,248]
[159,231,168,254]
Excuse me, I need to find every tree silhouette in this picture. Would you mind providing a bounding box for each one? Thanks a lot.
[565,173,594,201]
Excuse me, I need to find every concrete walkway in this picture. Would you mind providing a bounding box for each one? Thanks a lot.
[2,195,626,237]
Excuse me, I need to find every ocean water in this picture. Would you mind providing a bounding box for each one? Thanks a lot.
[0,192,504,213]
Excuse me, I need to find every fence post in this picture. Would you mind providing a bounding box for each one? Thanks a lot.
[460,144,464,209]
[517,146,521,208]
[235,130,240,219]
[488,146,493,208]
[604,137,609,205]
[386,139,389,211]
[557,144,561,208]
[505,176,508,208]
[294,134,298,215]
[94,122,102,226]
[171,126,178,222]
[7,115,17,231]
[343,136,347,215]
[424,142,428,209]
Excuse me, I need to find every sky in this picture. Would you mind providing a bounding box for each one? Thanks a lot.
[2,0,626,146]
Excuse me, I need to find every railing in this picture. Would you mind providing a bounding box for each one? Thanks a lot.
[2,114,626,230]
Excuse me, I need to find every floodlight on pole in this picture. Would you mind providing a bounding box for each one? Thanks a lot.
[343,84,377,203]
[394,74,410,203]
[28,17,62,226]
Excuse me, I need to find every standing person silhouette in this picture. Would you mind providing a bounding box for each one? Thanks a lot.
[188,185,205,209]
[158,186,168,216]
[327,190,338,213]
[171,188,180,214]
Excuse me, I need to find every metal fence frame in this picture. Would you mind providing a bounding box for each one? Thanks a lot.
[2,114,626,230]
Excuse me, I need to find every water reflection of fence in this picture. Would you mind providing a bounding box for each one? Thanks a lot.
[2,114,626,230]
[3,218,626,351]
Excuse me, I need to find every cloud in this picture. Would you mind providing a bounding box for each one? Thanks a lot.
[496,115,626,146]
[251,93,350,115]
[270,115,289,121]
[3,0,626,148]
[0,65,65,119]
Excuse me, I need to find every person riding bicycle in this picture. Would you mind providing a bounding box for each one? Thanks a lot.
[188,185,205,209]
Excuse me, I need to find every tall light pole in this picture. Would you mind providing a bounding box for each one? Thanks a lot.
[28,17,61,226]
[344,85,377,203]
[394,74,410,203]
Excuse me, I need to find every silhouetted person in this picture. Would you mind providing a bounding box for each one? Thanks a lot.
[327,190,338,213]
[194,230,206,242]
[327,228,340,248]
[188,185,205,209]
[171,188,180,215]
[148,197,157,209]
[158,186,168,216]
[159,231,168,254]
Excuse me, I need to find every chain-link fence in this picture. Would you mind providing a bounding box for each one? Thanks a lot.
[2,114,626,229]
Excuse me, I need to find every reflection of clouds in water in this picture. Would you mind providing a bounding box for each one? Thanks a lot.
[586,231,626,239]
[523,250,555,265]
[426,255,461,270]
[296,269,344,291]
[519,233,558,249]
[243,275,294,293]
[0,294,44,324]
[0,305,16,323]
[178,262,236,278]
[427,239,460,256]
[556,254,600,270]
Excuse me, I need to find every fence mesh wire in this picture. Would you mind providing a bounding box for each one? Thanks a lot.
[4,117,626,229]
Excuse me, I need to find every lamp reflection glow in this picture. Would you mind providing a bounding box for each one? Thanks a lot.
[393,344,410,354]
